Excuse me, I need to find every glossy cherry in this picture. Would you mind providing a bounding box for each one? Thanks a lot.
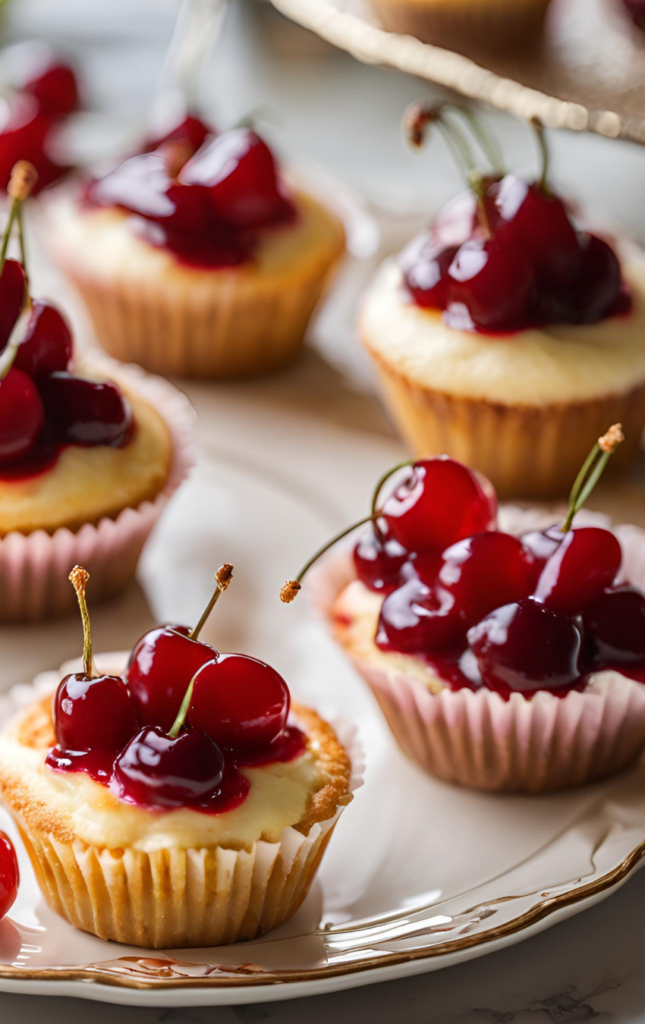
[400,232,458,309]
[0,833,19,921]
[127,626,217,732]
[0,95,68,193]
[188,654,290,750]
[434,531,535,628]
[445,235,536,332]
[38,373,132,446]
[179,128,289,228]
[0,258,25,354]
[382,456,496,553]
[353,522,408,593]
[377,564,462,653]
[534,526,622,614]
[468,598,584,695]
[54,673,138,753]
[0,368,44,463]
[584,586,645,665]
[112,726,225,809]
[145,113,212,155]
[620,0,645,31]
[493,175,581,290]
[14,301,72,377]
[568,234,623,324]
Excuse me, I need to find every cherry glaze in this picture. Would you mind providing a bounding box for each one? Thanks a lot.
[0,832,19,921]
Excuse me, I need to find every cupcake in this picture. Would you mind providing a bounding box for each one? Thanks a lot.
[0,162,193,622]
[0,565,355,948]
[51,114,346,378]
[368,0,553,54]
[281,427,645,794]
[361,104,645,499]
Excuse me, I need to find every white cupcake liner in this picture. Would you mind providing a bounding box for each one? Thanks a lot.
[307,507,645,793]
[0,356,195,623]
[0,654,362,948]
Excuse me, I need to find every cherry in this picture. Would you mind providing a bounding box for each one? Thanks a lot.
[112,726,224,809]
[620,0,645,30]
[433,189,495,248]
[468,598,584,695]
[382,457,496,553]
[0,258,25,354]
[14,301,72,377]
[127,626,216,732]
[188,654,290,750]
[22,60,79,119]
[401,233,458,309]
[568,234,623,325]
[54,673,138,753]
[493,175,581,290]
[38,373,132,446]
[0,833,19,921]
[521,527,564,585]
[435,531,535,627]
[584,586,645,665]
[88,153,213,235]
[0,95,68,194]
[145,113,212,155]
[534,526,621,614]
[377,563,462,653]
[0,368,44,464]
[445,235,536,332]
[179,128,290,228]
[353,521,408,593]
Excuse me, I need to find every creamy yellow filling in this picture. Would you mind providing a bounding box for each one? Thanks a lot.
[361,256,645,406]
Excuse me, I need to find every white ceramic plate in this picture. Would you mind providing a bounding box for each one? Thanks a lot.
[1,450,645,1007]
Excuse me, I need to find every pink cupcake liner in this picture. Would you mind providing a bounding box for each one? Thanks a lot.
[0,357,195,623]
[307,507,645,793]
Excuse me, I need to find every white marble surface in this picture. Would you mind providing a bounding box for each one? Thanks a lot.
[3,0,645,1018]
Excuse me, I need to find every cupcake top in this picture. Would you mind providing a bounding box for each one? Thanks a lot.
[0,161,172,532]
[362,103,645,404]
[0,565,352,851]
[283,430,645,701]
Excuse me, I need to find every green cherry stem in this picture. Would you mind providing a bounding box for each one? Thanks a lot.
[531,117,550,195]
[190,563,234,641]
[0,160,38,278]
[68,565,95,677]
[561,424,625,533]
[169,563,235,738]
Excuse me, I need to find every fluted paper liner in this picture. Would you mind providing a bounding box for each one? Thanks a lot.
[307,507,645,793]
[0,658,361,949]
[0,357,194,622]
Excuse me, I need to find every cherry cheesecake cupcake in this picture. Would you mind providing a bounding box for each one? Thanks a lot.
[281,427,645,793]
[0,565,356,948]
[361,104,645,499]
[50,114,346,378]
[0,162,193,621]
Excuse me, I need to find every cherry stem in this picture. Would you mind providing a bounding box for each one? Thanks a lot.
[16,205,30,299]
[168,672,198,739]
[371,459,414,522]
[454,106,504,177]
[561,423,625,533]
[0,162,38,279]
[281,513,379,603]
[68,565,94,676]
[0,201,18,276]
[190,563,233,641]
[531,118,550,195]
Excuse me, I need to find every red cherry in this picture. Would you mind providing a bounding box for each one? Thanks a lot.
[38,373,132,447]
[568,234,623,325]
[584,586,645,665]
[520,527,564,586]
[353,522,409,593]
[188,654,290,750]
[382,457,497,553]
[468,598,584,695]
[377,563,462,653]
[54,673,138,753]
[127,626,216,732]
[620,0,645,30]
[145,113,212,155]
[0,95,68,193]
[0,368,44,464]
[179,128,290,228]
[493,176,581,290]
[14,301,72,377]
[534,527,621,614]
[401,233,459,309]
[445,235,536,332]
[0,833,19,921]
[0,258,26,354]
[435,531,535,627]
[112,726,224,810]
[23,61,79,118]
